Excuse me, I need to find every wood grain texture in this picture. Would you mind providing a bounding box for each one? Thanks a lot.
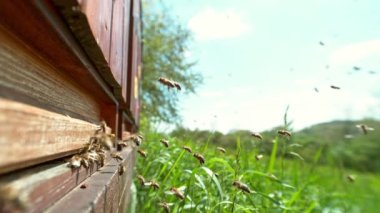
[0,26,100,123]
[0,146,135,213]
[45,147,135,213]
[109,0,125,92]
[0,98,100,174]
[0,0,112,104]
[52,0,124,103]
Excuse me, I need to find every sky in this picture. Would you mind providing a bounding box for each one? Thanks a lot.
[152,0,380,133]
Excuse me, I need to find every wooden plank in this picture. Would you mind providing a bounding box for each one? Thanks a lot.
[78,0,112,64]
[110,0,125,90]
[0,0,112,104]
[0,98,99,174]
[52,0,126,105]
[122,0,132,104]
[45,147,135,213]
[0,25,100,123]
[0,146,135,213]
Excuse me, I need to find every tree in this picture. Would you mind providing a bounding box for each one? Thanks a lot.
[140,2,203,126]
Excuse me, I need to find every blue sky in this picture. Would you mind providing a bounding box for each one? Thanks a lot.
[152,0,380,133]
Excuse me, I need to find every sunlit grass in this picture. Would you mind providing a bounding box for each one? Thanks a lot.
[130,130,380,213]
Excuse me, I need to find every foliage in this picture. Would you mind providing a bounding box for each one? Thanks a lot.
[131,130,380,212]
[141,1,202,124]
[170,119,380,173]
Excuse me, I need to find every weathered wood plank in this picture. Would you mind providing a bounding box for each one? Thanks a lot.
[110,0,125,88]
[0,146,135,213]
[0,0,112,105]
[0,98,99,174]
[0,25,100,123]
[45,147,135,213]
[52,0,126,105]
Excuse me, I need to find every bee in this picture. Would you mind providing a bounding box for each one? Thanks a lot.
[160,139,169,148]
[81,158,89,168]
[137,149,147,158]
[0,185,28,210]
[137,175,146,186]
[158,77,174,88]
[111,152,123,161]
[232,180,251,193]
[353,66,361,71]
[118,163,126,176]
[255,154,264,161]
[214,173,219,178]
[146,180,160,190]
[356,124,375,135]
[182,146,192,153]
[278,130,292,137]
[128,134,143,146]
[347,175,356,182]
[193,153,205,165]
[319,41,325,46]
[159,202,170,213]
[251,132,263,140]
[80,184,87,189]
[173,82,182,90]
[118,141,129,148]
[330,85,340,90]
[216,147,226,153]
[68,155,82,168]
[170,187,185,200]
[158,77,181,91]
[98,152,106,167]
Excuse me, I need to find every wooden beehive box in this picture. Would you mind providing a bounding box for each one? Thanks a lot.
[0,0,142,211]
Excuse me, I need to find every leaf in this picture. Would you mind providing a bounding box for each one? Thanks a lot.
[288,152,304,161]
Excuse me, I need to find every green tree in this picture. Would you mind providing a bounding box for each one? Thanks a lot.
[141,2,202,126]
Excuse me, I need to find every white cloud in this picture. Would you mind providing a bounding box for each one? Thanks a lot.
[329,40,380,66]
[188,8,251,41]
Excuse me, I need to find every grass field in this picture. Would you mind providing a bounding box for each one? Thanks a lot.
[129,130,380,213]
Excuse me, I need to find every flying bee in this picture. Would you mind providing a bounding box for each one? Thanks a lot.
[111,152,123,161]
[278,130,292,137]
[158,77,174,88]
[170,187,185,200]
[173,82,181,90]
[330,85,340,90]
[160,139,169,148]
[251,132,263,140]
[347,175,356,182]
[216,147,226,153]
[137,175,145,186]
[214,173,219,178]
[68,155,82,168]
[118,163,126,176]
[146,180,160,190]
[128,134,143,146]
[356,124,375,135]
[137,149,147,158]
[182,146,192,153]
[158,202,170,213]
[255,154,264,161]
[193,153,205,165]
[232,180,251,193]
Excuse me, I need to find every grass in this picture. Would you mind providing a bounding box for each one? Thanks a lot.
[130,130,380,213]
